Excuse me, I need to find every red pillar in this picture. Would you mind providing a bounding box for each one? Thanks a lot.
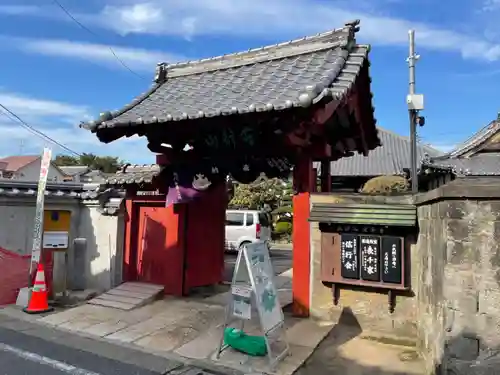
[292,156,315,317]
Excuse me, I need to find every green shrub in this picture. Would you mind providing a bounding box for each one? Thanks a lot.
[361,175,409,195]
[274,221,292,235]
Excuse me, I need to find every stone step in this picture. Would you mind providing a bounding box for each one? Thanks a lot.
[87,282,164,311]
[88,298,136,311]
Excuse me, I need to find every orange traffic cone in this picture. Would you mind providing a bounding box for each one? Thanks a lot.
[23,263,54,314]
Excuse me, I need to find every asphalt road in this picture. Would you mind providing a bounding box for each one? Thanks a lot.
[0,316,231,375]
[0,327,165,375]
[223,245,292,282]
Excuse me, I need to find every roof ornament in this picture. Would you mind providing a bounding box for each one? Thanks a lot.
[99,111,113,121]
[344,19,361,33]
[154,63,168,83]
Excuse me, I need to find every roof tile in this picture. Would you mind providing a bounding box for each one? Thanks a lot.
[0,155,40,172]
[82,21,372,131]
[315,128,442,176]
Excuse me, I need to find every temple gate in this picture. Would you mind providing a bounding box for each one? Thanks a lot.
[81,19,380,317]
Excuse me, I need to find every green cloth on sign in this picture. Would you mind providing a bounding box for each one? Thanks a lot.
[224,328,267,356]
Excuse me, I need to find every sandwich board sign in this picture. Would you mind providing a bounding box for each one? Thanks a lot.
[215,241,289,371]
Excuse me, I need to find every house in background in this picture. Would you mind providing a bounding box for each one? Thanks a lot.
[0,155,66,182]
[316,127,443,192]
[421,117,500,189]
[59,166,108,183]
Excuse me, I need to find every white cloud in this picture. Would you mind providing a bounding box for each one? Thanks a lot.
[90,0,500,62]
[427,143,457,153]
[0,91,90,124]
[2,1,500,61]
[3,37,185,72]
[0,91,151,163]
[0,5,40,15]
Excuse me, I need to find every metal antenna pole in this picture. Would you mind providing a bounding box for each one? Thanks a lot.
[407,30,420,194]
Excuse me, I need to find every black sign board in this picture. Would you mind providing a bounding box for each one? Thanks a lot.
[381,236,402,284]
[360,235,380,281]
[340,234,359,279]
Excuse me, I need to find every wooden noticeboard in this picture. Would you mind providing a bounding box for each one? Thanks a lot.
[381,237,402,284]
[359,235,380,282]
[340,234,359,279]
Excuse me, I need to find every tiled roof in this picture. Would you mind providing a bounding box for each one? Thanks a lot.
[421,116,500,176]
[316,128,442,176]
[446,120,500,158]
[82,20,372,134]
[59,166,90,176]
[0,155,40,172]
[422,153,500,176]
[105,164,161,185]
[0,180,82,199]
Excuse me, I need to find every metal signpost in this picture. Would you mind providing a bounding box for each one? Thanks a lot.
[29,147,52,285]
[215,241,289,371]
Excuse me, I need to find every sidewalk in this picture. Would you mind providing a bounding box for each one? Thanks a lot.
[1,269,333,375]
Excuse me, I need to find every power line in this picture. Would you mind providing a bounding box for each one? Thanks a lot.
[0,103,81,156]
[51,0,147,81]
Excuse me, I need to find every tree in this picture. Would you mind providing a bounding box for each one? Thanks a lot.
[228,178,292,210]
[54,153,125,174]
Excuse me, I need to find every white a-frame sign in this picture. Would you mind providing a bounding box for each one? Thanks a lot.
[215,241,289,371]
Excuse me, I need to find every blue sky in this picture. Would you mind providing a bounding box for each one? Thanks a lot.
[0,0,499,163]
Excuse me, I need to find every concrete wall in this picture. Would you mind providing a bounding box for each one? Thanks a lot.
[0,195,124,295]
[77,201,124,291]
[14,160,66,182]
[309,193,418,341]
[415,177,500,375]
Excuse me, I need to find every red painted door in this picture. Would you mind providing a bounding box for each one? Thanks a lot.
[183,185,226,293]
[135,205,184,295]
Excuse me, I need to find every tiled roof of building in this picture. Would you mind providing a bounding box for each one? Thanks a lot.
[422,117,500,176]
[59,166,90,176]
[446,119,500,158]
[422,153,500,176]
[0,180,124,215]
[82,20,373,136]
[316,128,442,176]
[105,164,161,185]
[0,155,40,171]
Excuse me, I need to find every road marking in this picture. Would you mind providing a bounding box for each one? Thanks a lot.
[0,342,102,375]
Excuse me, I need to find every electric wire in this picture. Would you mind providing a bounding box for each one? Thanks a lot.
[51,0,147,80]
[0,103,82,156]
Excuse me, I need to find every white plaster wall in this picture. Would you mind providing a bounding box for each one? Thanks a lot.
[77,202,124,292]
[0,196,124,296]
[14,160,66,182]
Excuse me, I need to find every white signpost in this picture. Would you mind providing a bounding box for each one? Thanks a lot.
[215,241,289,371]
[17,148,52,306]
[29,148,52,275]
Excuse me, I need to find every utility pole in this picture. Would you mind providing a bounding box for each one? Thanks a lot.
[406,30,424,193]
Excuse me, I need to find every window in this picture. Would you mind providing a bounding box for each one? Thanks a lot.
[226,212,244,226]
[246,213,254,226]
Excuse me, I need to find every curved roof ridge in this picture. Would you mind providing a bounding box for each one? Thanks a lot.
[162,20,360,72]
[446,119,500,157]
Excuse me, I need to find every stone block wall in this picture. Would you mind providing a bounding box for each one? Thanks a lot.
[415,177,500,375]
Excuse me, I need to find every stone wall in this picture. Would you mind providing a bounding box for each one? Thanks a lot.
[309,193,419,341]
[309,178,500,374]
[415,177,500,375]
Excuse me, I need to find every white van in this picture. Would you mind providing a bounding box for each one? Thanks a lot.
[225,210,272,252]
